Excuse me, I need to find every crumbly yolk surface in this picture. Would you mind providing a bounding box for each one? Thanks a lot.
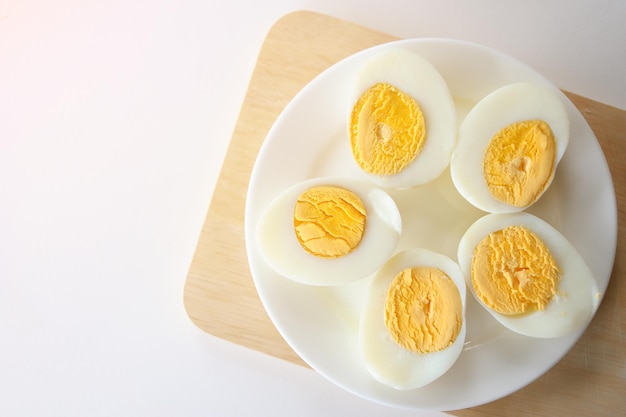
[483,120,556,207]
[471,225,560,315]
[293,186,366,259]
[350,83,426,176]
[385,267,463,353]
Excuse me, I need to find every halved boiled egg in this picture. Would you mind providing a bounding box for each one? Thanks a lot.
[451,82,570,213]
[359,248,466,390]
[348,48,457,189]
[457,212,600,338]
[255,177,402,286]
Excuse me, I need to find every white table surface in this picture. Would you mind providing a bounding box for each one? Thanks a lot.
[1,1,624,416]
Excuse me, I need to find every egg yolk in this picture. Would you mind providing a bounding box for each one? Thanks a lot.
[385,267,463,353]
[483,120,557,207]
[293,186,366,259]
[471,225,561,315]
[350,82,426,176]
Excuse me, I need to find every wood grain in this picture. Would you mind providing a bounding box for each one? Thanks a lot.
[183,11,626,415]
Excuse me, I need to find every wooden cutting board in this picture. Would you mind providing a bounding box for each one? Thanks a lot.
[183,11,626,416]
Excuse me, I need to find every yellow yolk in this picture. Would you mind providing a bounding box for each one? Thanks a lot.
[471,225,561,315]
[385,267,463,353]
[350,83,426,176]
[483,120,557,207]
[293,186,366,259]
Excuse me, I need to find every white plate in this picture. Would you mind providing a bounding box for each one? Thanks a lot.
[244,39,617,411]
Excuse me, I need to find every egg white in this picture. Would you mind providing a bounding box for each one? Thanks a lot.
[255,177,402,286]
[359,248,467,390]
[349,48,457,189]
[450,82,570,213]
[457,212,600,338]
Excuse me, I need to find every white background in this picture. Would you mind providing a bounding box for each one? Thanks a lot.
[1,1,624,416]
